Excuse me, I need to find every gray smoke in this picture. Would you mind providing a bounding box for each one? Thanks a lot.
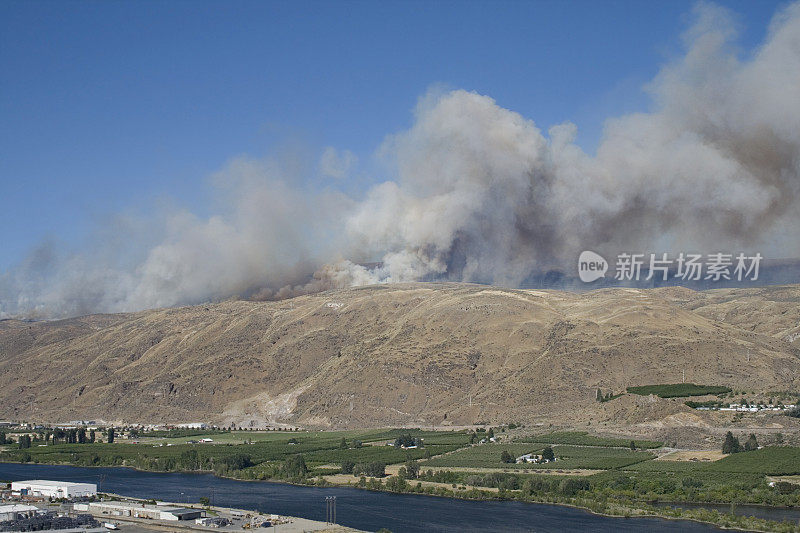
[2,1,800,318]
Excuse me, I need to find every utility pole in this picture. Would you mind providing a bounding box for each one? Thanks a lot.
[325,496,337,525]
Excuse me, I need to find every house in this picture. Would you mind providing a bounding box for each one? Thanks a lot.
[516,453,555,464]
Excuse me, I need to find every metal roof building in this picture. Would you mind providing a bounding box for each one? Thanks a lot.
[11,480,97,499]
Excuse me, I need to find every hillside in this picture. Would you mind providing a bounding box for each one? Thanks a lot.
[1,283,799,436]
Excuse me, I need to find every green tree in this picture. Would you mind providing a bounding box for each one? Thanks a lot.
[500,450,514,463]
[341,461,355,474]
[180,449,201,470]
[339,437,348,449]
[77,428,87,444]
[743,433,758,451]
[488,428,495,439]
[199,497,210,507]
[0,431,6,445]
[629,440,636,450]
[596,388,603,402]
[404,460,420,479]
[722,431,740,454]
[89,430,96,443]
[281,454,308,478]
[353,462,385,477]
[107,427,115,443]
[221,453,252,471]
[542,446,555,462]
[394,434,418,448]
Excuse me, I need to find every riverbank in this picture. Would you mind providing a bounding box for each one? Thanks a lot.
[2,461,798,532]
[0,462,731,532]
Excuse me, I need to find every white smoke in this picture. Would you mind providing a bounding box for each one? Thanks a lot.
[2,1,800,318]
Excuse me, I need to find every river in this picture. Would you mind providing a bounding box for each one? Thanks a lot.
[0,463,737,532]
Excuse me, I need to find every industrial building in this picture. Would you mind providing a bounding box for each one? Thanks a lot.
[74,501,204,521]
[11,480,97,499]
[0,503,41,522]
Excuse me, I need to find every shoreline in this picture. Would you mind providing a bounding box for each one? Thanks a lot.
[1,459,792,532]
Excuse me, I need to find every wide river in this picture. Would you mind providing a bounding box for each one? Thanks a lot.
[0,463,736,532]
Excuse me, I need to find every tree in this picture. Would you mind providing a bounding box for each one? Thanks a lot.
[488,428,495,439]
[180,449,201,470]
[78,428,87,444]
[596,388,603,402]
[108,427,115,444]
[341,461,355,474]
[199,497,210,507]
[353,462,385,477]
[0,431,6,445]
[18,435,32,449]
[722,431,740,454]
[352,439,363,448]
[500,450,514,463]
[394,434,418,448]
[404,460,420,479]
[542,446,555,462]
[629,440,636,450]
[744,433,758,451]
[89,430,96,443]
[282,454,308,478]
[339,437,348,449]
[221,453,252,471]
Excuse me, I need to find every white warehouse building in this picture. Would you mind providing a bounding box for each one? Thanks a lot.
[0,504,42,522]
[11,479,97,499]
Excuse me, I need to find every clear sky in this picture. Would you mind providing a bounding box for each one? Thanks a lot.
[0,0,785,272]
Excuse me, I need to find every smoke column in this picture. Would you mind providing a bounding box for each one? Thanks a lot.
[2,2,800,318]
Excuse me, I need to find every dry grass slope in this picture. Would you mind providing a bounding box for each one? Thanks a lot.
[1,283,799,435]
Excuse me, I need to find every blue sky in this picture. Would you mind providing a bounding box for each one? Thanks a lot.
[0,0,785,272]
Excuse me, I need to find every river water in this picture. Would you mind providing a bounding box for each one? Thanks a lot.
[0,463,739,532]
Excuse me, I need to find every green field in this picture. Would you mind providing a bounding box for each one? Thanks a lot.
[423,442,654,470]
[518,431,662,449]
[703,447,800,475]
[0,428,470,478]
[424,443,543,469]
[626,383,731,398]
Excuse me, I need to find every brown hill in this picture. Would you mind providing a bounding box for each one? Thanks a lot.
[1,283,799,431]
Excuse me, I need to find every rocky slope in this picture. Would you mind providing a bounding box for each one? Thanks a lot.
[1,283,799,430]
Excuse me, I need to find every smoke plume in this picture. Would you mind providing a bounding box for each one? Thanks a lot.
[2,2,800,318]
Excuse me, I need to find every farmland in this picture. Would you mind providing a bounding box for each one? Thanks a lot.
[626,383,732,398]
[0,429,470,478]
[517,431,662,449]
[703,446,800,475]
[424,442,654,470]
[3,426,800,532]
